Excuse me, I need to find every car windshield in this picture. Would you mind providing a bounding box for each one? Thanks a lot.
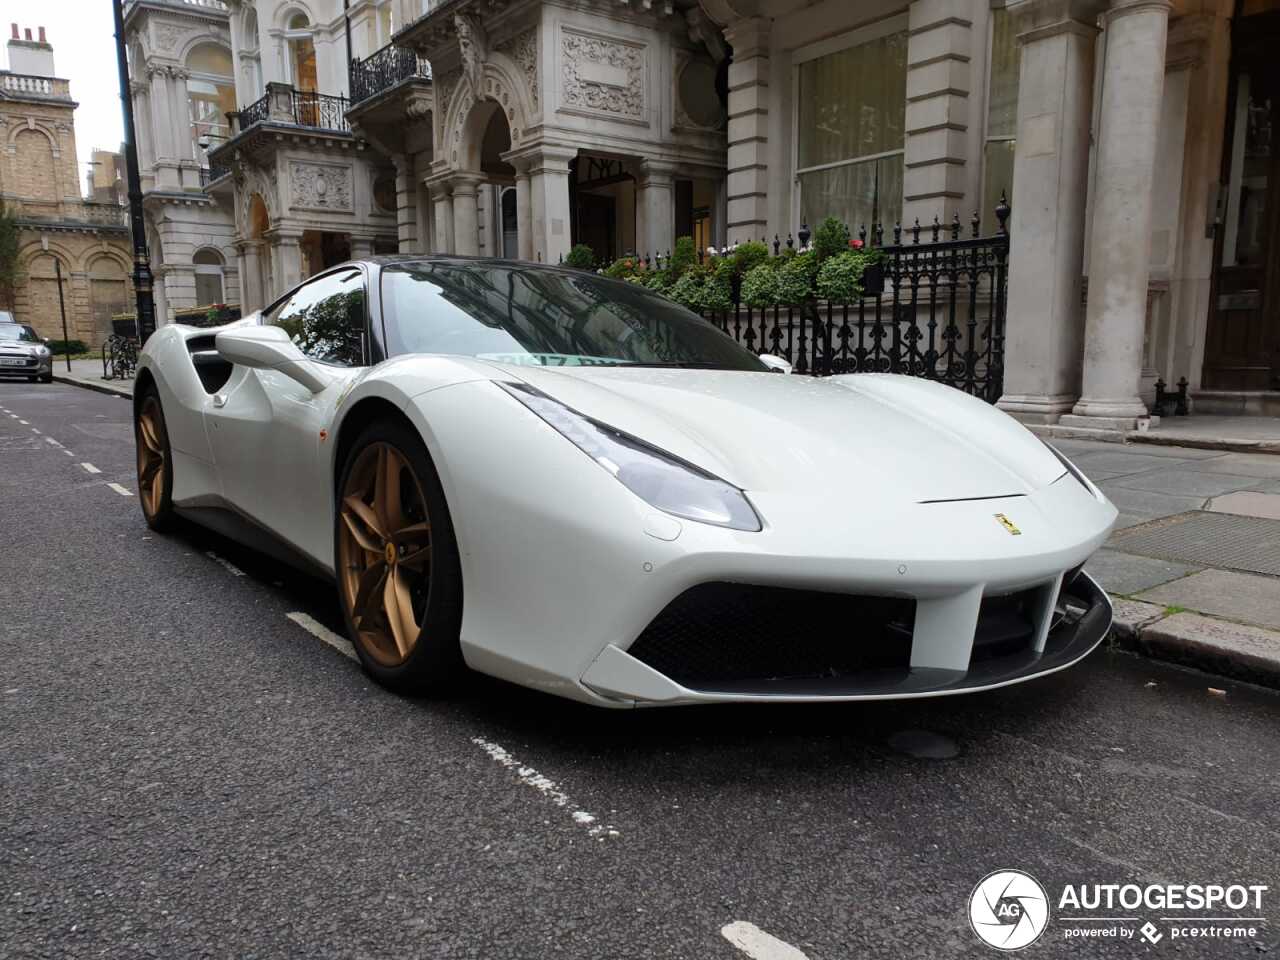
[380,261,766,371]
[0,324,39,343]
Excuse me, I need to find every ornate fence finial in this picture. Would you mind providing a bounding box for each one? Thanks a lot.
[931,215,941,243]
[859,224,868,246]
[798,222,811,249]
[773,234,780,255]
[911,218,921,244]
[971,210,981,238]
[951,212,961,241]
[875,222,884,247]
[786,232,794,250]
[996,191,1011,234]
[893,221,902,245]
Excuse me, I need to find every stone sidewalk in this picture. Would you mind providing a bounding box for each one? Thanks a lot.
[1054,437,1280,687]
[51,357,133,398]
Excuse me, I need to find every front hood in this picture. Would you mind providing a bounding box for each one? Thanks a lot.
[498,365,1064,502]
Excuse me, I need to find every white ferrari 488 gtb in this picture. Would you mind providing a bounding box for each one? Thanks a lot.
[134,257,1116,707]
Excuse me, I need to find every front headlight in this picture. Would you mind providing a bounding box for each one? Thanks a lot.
[501,382,762,532]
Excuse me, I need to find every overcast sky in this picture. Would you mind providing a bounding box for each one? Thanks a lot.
[2,0,126,196]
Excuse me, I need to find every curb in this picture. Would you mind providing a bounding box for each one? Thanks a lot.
[51,372,133,399]
[1028,422,1280,455]
[1108,597,1280,689]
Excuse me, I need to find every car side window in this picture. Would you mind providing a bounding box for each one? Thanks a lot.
[268,268,368,366]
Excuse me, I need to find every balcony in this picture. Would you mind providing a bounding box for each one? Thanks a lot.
[10,200,128,231]
[199,161,231,188]
[349,41,431,107]
[236,87,351,135]
[0,72,72,101]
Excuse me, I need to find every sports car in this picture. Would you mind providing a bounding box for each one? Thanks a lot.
[134,257,1116,707]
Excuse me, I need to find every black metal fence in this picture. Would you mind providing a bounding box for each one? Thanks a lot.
[706,208,1010,402]
[238,92,270,128]
[237,90,351,133]
[350,42,431,105]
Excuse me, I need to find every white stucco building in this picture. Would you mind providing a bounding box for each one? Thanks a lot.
[123,0,1280,426]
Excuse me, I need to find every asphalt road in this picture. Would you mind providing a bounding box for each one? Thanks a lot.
[1,380,1277,960]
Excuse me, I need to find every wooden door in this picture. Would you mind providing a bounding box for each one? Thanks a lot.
[1204,13,1280,390]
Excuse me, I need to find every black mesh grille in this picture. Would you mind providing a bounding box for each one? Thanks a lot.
[626,583,915,687]
[970,589,1038,665]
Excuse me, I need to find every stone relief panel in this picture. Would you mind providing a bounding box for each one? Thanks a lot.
[288,160,353,212]
[560,29,645,122]
[153,23,189,55]
[496,28,538,108]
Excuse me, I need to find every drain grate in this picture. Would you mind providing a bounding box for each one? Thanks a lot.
[1109,511,1280,578]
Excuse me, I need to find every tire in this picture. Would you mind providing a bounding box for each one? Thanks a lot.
[27,376,36,383]
[134,386,176,532]
[334,419,465,695]
[39,373,52,384]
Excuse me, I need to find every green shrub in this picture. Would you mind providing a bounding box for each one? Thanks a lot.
[47,339,87,355]
[776,251,818,305]
[667,269,706,311]
[604,255,639,279]
[812,216,849,261]
[731,241,770,276]
[816,250,874,302]
[699,258,735,312]
[669,235,697,278]
[740,261,780,308]
[564,244,595,269]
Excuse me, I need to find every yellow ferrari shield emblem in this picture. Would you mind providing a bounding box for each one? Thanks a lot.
[994,513,1021,536]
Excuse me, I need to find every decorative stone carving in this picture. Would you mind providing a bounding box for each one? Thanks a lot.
[154,24,187,54]
[496,28,538,108]
[288,160,353,212]
[561,30,644,121]
[436,69,460,123]
[673,54,725,132]
[455,12,488,99]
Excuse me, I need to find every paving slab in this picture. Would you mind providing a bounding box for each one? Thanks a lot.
[1086,548,1202,596]
[1105,468,1261,498]
[1137,568,1280,631]
[1182,453,1280,479]
[1207,490,1280,520]
[1109,510,1280,577]
[1070,451,1200,477]
[1095,484,1207,519]
[1135,611,1280,687]
[1108,597,1168,641]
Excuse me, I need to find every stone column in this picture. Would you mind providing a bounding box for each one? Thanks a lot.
[450,175,482,256]
[392,157,417,253]
[514,164,534,261]
[429,179,454,254]
[995,0,1104,424]
[524,146,575,264]
[349,236,375,259]
[267,229,304,298]
[237,242,262,313]
[1066,0,1172,427]
[722,17,770,244]
[634,159,678,258]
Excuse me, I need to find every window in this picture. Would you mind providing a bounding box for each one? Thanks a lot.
[268,269,368,366]
[186,44,235,164]
[982,7,1020,223]
[797,29,906,232]
[379,262,765,370]
[194,249,225,306]
[285,13,318,92]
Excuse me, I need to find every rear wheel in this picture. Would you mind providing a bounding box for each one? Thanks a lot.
[334,420,464,694]
[134,388,175,531]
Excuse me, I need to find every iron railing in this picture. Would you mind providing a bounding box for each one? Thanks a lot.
[701,209,1011,402]
[239,92,270,128]
[291,90,351,131]
[350,41,431,105]
[200,162,230,186]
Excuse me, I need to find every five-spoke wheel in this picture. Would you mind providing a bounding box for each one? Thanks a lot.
[134,388,174,530]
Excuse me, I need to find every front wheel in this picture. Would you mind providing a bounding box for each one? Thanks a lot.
[39,373,52,384]
[134,388,175,531]
[334,420,464,694]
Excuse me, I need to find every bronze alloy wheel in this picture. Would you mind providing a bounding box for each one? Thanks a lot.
[337,442,434,667]
[136,395,168,522]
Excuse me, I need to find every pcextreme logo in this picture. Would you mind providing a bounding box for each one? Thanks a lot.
[968,871,1269,950]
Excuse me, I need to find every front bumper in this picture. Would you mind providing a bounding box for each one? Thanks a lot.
[0,355,51,377]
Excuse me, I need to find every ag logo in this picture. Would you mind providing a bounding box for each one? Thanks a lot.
[969,870,1050,951]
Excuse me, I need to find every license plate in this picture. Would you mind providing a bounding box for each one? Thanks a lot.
[0,357,27,366]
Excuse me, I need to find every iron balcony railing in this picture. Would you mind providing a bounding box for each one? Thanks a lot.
[350,41,431,106]
[200,161,230,187]
[236,89,351,134]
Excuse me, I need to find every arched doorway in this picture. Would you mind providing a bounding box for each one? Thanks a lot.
[87,254,129,345]
[193,248,226,305]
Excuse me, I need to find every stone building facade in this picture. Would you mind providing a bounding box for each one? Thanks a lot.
[0,26,132,347]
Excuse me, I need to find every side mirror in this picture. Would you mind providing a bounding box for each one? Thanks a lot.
[759,353,793,375]
[215,325,331,393]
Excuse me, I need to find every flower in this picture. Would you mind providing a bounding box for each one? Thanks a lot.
[706,246,718,257]
[849,238,864,249]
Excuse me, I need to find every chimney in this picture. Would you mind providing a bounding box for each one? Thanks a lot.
[7,24,56,77]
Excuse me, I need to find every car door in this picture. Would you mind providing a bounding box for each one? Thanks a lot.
[205,266,370,567]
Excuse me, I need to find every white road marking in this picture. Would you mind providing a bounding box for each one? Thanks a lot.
[470,737,618,839]
[30,427,39,434]
[79,462,101,474]
[721,922,810,960]
[205,550,246,577]
[106,482,133,497]
[63,449,74,457]
[44,437,60,447]
[286,612,359,662]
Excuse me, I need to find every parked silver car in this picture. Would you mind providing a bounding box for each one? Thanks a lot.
[0,318,54,383]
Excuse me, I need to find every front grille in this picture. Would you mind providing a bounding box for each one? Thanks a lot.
[970,589,1038,664]
[626,583,915,688]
